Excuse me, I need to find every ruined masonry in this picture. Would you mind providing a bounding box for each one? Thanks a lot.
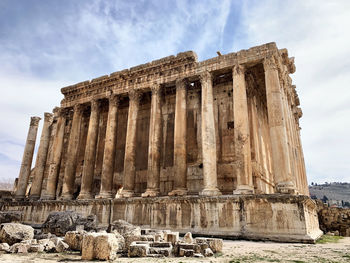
[1,42,322,242]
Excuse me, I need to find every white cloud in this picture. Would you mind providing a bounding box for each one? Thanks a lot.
[235,0,350,183]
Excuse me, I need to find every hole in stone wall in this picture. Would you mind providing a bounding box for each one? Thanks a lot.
[227,121,234,130]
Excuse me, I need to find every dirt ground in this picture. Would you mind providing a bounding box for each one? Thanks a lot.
[0,237,349,263]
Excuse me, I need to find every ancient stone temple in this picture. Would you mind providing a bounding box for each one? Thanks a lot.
[2,42,322,242]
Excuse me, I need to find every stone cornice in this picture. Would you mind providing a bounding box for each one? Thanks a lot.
[59,42,299,109]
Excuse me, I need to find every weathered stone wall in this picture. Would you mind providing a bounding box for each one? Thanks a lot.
[0,195,322,243]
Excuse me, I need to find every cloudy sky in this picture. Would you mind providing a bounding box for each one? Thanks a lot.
[0,0,349,184]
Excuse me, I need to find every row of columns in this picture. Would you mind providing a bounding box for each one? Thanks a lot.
[15,58,299,200]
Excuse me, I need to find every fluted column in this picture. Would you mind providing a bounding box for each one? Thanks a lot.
[30,113,53,199]
[15,116,41,199]
[60,104,84,200]
[264,56,295,194]
[168,79,188,196]
[232,64,254,194]
[78,100,100,199]
[41,109,66,200]
[96,95,119,199]
[142,84,162,197]
[120,90,141,197]
[199,71,221,196]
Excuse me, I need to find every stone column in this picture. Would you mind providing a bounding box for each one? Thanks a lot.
[199,71,221,196]
[120,90,141,197]
[78,100,100,199]
[29,113,53,199]
[60,104,84,200]
[41,109,66,200]
[263,56,295,194]
[232,64,254,194]
[169,79,188,196]
[15,116,41,199]
[142,84,162,197]
[96,95,119,199]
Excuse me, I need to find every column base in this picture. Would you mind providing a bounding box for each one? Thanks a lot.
[141,189,160,197]
[77,192,94,200]
[200,188,222,196]
[95,191,114,199]
[40,194,56,200]
[168,188,187,196]
[29,195,40,201]
[119,189,135,198]
[275,181,296,194]
[59,193,73,200]
[233,185,254,195]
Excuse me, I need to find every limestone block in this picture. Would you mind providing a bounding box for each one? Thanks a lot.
[154,233,162,242]
[109,220,141,236]
[64,231,86,251]
[81,232,119,260]
[140,234,155,241]
[177,243,201,254]
[112,230,125,252]
[194,253,204,258]
[28,244,45,253]
[203,247,214,257]
[124,234,142,252]
[183,232,193,244]
[0,223,34,245]
[56,240,69,252]
[10,243,30,253]
[179,248,194,257]
[43,240,56,252]
[0,242,10,252]
[49,236,63,246]
[165,232,179,245]
[128,242,149,257]
[206,238,223,253]
[148,247,172,257]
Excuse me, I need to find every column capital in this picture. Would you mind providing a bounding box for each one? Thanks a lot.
[91,99,100,112]
[128,89,142,103]
[175,78,188,90]
[43,112,54,124]
[263,55,278,71]
[199,70,212,83]
[73,103,85,113]
[151,83,162,95]
[232,63,245,76]
[30,116,41,126]
[108,94,120,106]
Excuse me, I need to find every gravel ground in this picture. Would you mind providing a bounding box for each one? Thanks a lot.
[0,237,349,263]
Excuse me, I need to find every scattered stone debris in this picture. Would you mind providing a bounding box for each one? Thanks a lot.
[0,217,223,260]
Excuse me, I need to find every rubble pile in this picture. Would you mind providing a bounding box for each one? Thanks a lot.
[0,211,223,260]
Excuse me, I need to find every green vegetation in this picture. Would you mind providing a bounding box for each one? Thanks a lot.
[316,234,344,244]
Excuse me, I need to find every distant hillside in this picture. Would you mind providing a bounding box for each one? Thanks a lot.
[309,182,350,203]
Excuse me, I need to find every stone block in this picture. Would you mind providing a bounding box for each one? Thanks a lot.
[56,240,69,252]
[28,244,45,253]
[0,242,10,252]
[128,242,149,257]
[179,248,194,257]
[0,223,34,245]
[140,234,155,241]
[150,241,172,248]
[10,243,30,253]
[203,247,214,257]
[148,247,172,257]
[81,232,119,260]
[64,230,85,251]
[206,238,223,253]
[165,232,179,245]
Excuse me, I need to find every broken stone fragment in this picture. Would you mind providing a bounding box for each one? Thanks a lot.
[0,242,10,252]
[9,243,30,253]
[206,238,223,253]
[183,232,193,244]
[56,240,69,252]
[179,248,194,257]
[0,223,34,245]
[165,232,179,245]
[203,247,214,257]
[28,244,45,253]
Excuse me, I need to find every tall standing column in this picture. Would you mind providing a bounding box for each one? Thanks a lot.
[30,113,53,199]
[120,90,141,197]
[264,56,295,194]
[78,100,100,199]
[142,84,162,197]
[96,95,119,199]
[169,79,188,196]
[232,64,254,194]
[41,109,66,200]
[15,116,41,199]
[199,71,221,196]
[60,104,84,200]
